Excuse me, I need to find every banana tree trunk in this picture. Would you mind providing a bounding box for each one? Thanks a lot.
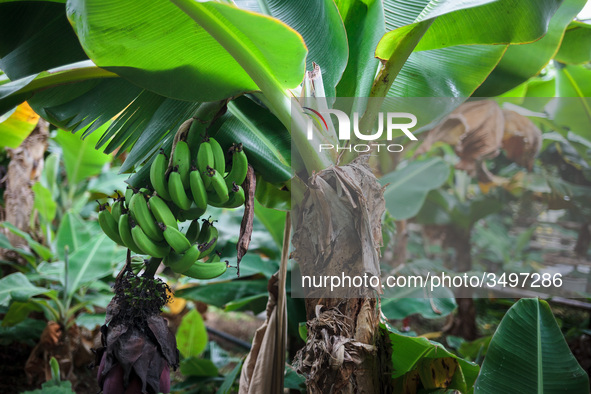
[1,119,49,257]
[292,157,392,392]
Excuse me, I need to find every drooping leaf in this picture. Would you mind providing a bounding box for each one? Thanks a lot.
[381,158,450,220]
[66,0,307,101]
[474,298,589,393]
[475,0,585,96]
[176,309,207,358]
[53,124,112,184]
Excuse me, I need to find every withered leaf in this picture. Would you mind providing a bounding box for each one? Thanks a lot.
[237,164,256,272]
[417,100,504,175]
[501,109,542,171]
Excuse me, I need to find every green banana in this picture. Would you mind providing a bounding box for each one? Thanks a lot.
[164,244,201,274]
[111,197,124,221]
[185,219,201,244]
[159,223,192,253]
[208,184,245,208]
[183,257,227,280]
[129,192,164,242]
[150,151,171,201]
[189,167,208,210]
[196,218,213,244]
[125,187,135,205]
[168,169,192,210]
[118,213,145,255]
[225,143,248,188]
[197,140,214,188]
[172,140,191,186]
[131,223,170,258]
[206,166,229,203]
[209,137,226,175]
[198,221,218,258]
[98,202,123,245]
[149,195,178,230]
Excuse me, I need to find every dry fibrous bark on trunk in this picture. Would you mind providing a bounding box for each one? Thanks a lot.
[292,156,391,392]
[1,119,49,257]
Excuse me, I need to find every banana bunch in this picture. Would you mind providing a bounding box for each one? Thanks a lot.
[97,131,247,280]
[98,191,227,279]
[150,136,248,212]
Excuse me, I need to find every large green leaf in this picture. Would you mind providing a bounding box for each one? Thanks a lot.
[475,0,585,96]
[0,273,50,307]
[380,0,562,57]
[66,0,307,101]
[209,96,291,183]
[335,0,384,98]
[65,234,123,296]
[381,158,450,220]
[236,0,348,98]
[0,1,87,80]
[381,0,563,99]
[555,21,591,64]
[474,298,589,393]
[53,124,111,184]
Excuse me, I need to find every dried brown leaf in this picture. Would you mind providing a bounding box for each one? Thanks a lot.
[416,100,504,175]
[501,109,542,171]
[236,164,255,272]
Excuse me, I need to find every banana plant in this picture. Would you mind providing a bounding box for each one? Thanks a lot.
[0,0,587,392]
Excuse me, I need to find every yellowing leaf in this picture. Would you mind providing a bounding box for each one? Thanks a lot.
[0,102,39,148]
